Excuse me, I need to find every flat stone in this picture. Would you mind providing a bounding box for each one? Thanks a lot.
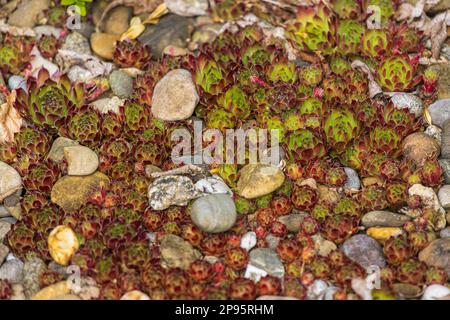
[90,32,120,60]
[64,146,99,176]
[32,281,70,300]
[0,162,22,202]
[151,69,199,121]
[103,6,132,35]
[8,0,50,28]
[237,163,285,199]
[366,227,404,242]
[47,137,79,163]
[428,99,450,128]
[23,256,46,299]
[51,172,110,212]
[249,248,284,278]
[361,211,411,227]
[191,194,237,233]
[390,93,423,117]
[0,221,12,241]
[109,70,133,99]
[160,234,201,269]
[341,234,386,268]
[344,167,361,190]
[419,238,450,277]
[438,185,450,209]
[165,0,209,16]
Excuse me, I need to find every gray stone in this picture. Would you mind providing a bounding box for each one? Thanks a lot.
[440,228,450,238]
[47,137,80,163]
[419,238,450,277]
[64,146,99,176]
[191,194,237,233]
[390,93,423,117]
[165,0,208,16]
[341,234,386,269]
[77,22,96,39]
[151,69,199,121]
[425,125,442,146]
[8,75,27,92]
[22,256,46,299]
[34,25,62,38]
[103,6,132,35]
[441,120,450,158]
[249,248,284,278]
[437,63,450,100]
[0,259,24,284]
[0,243,9,265]
[148,175,201,210]
[90,96,123,114]
[236,163,285,199]
[428,99,450,128]
[361,211,411,227]
[344,167,361,190]
[109,70,133,99]
[0,220,11,241]
[160,234,201,269]
[438,185,450,209]
[277,213,308,233]
[439,159,450,184]
[0,205,9,218]
[0,162,22,202]
[8,0,50,28]
[138,14,194,58]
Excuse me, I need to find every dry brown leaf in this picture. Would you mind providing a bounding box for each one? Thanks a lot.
[351,60,383,98]
[0,90,22,143]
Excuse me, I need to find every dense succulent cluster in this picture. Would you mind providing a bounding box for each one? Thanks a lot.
[0,0,447,301]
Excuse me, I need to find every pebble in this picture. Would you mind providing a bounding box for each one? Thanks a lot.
[48,225,79,266]
[0,221,12,241]
[151,69,199,121]
[440,120,450,158]
[138,14,194,58]
[194,176,232,196]
[67,66,94,83]
[8,75,27,92]
[22,256,46,299]
[90,96,124,114]
[402,133,440,165]
[47,137,80,163]
[109,70,133,99]
[307,279,328,300]
[265,234,280,250]
[51,172,110,212]
[409,184,446,229]
[425,125,442,146]
[160,234,201,269]
[240,232,257,251]
[312,234,337,257]
[0,162,22,202]
[61,32,92,55]
[392,283,423,299]
[191,194,237,233]
[0,243,9,265]
[341,234,386,268]
[244,264,268,282]
[361,211,411,227]
[421,284,450,300]
[121,290,150,300]
[32,281,70,300]
[366,227,404,242]
[148,175,201,210]
[428,99,450,128]
[439,159,450,184]
[3,194,21,220]
[351,278,372,300]
[248,248,284,278]
[64,146,99,176]
[440,228,450,238]
[236,163,285,199]
[165,0,209,16]
[103,6,132,35]
[390,93,423,117]
[344,167,361,191]
[438,185,450,209]
[419,238,450,277]
[90,32,120,60]
[8,0,50,28]
[0,259,24,284]
[34,25,62,39]
[277,213,307,233]
[0,206,9,218]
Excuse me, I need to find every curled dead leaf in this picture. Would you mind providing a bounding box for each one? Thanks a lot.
[0,90,22,143]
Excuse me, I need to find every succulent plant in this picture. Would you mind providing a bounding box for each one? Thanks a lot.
[65,105,102,147]
[7,223,35,259]
[217,85,251,120]
[14,127,50,160]
[113,40,152,69]
[321,215,359,244]
[0,34,33,75]
[38,35,60,59]
[212,0,247,21]
[324,109,359,152]
[336,19,365,55]
[287,129,326,164]
[386,182,408,207]
[368,127,401,157]
[291,185,318,211]
[383,235,414,265]
[361,29,389,59]
[195,53,227,96]
[420,159,444,187]
[228,278,256,300]
[376,54,419,92]
[120,101,152,136]
[396,259,426,285]
[16,69,84,130]
[256,276,282,296]
[46,5,67,27]
[299,64,323,86]
[266,59,297,84]
[425,267,448,285]
[23,161,60,194]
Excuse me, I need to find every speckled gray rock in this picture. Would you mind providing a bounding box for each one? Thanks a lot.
[47,137,80,163]
[441,120,450,158]
[138,14,194,57]
[344,167,361,190]
[165,0,208,16]
[0,162,22,202]
[438,185,450,209]
[191,194,237,233]
[151,69,199,121]
[277,213,308,233]
[428,99,450,128]
[249,248,284,278]
[236,163,285,199]
[61,32,92,55]
[439,159,450,184]
[22,256,46,299]
[440,228,450,238]
[390,93,423,117]
[0,244,9,265]
[148,175,202,210]
[425,125,442,146]
[160,234,201,269]
[0,259,24,284]
[64,146,99,176]
[109,70,133,98]
[90,96,123,114]
[341,234,386,268]
[361,211,411,227]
